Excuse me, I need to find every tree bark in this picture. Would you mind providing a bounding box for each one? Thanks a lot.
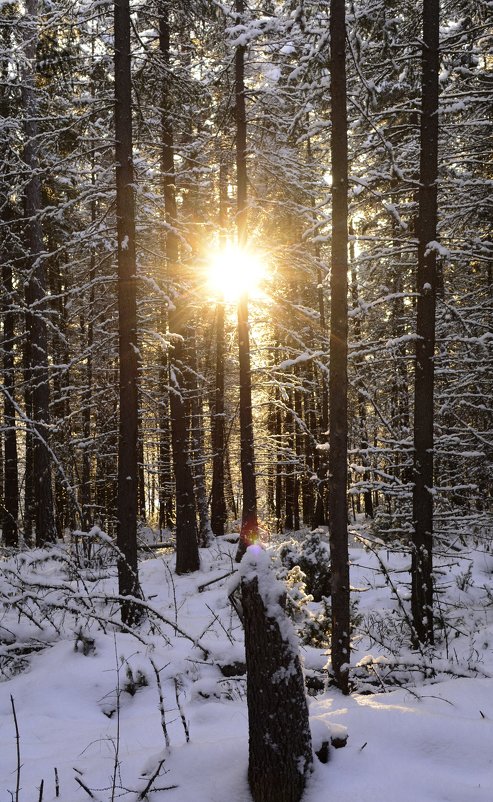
[0,19,19,547]
[235,0,258,561]
[210,301,227,536]
[241,561,312,802]
[114,0,141,621]
[2,258,19,546]
[328,0,350,694]
[160,7,199,574]
[412,0,439,646]
[22,0,56,546]
[188,328,213,546]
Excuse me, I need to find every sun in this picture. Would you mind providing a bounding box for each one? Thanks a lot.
[206,243,267,303]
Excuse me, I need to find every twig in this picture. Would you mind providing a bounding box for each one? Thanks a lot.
[135,757,174,801]
[10,695,21,802]
[174,678,190,743]
[111,637,121,802]
[38,778,44,802]
[204,603,235,645]
[198,569,236,592]
[74,776,97,798]
[163,559,179,627]
[149,658,171,749]
[353,533,426,658]
[54,767,60,798]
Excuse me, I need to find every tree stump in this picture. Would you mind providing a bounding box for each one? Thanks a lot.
[240,546,313,802]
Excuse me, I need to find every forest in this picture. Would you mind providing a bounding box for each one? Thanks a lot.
[0,1,492,801]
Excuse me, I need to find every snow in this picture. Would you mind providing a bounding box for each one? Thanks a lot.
[1,531,492,802]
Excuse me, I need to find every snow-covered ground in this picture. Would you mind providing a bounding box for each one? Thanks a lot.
[0,531,492,801]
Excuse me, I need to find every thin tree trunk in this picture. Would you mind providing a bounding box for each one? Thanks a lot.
[160,7,199,574]
[302,362,317,528]
[0,27,18,547]
[23,336,34,545]
[328,0,350,694]
[80,240,95,531]
[158,380,174,534]
[284,391,296,531]
[313,266,329,527]
[210,153,228,536]
[412,0,439,646]
[350,238,373,519]
[138,400,146,522]
[235,0,258,561]
[188,328,213,546]
[275,391,284,533]
[114,0,141,621]
[210,302,227,535]
[2,258,19,546]
[22,0,56,545]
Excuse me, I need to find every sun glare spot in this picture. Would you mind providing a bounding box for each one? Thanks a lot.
[207,243,267,303]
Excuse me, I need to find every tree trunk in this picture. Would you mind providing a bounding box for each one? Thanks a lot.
[2,258,19,546]
[188,328,213,546]
[350,242,373,519]
[274,388,284,533]
[22,0,56,546]
[328,0,350,694]
[235,0,258,561]
[80,240,95,531]
[210,301,227,536]
[412,0,439,646]
[158,380,174,534]
[114,0,141,621]
[241,554,312,802]
[160,7,199,574]
[0,25,18,547]
[313,266,329,527]
[210,154,228,537]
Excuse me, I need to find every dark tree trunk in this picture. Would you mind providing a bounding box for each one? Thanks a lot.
[242,559,312,802]
[188,329,213,546]
[301,360,317,527]
[313,266,329,527]
[138,405,146,521]
[266,394,277,521]
[114,0,141,621]
[2,258,19,546]
[236,291,259,558]
[328,0,350,694]
[284,389,300,531]
[0,26,18,547]
[22,0,56,546]
[158,380,174,534]
[210,152,228,537]
[160,8,199,574]
[235,0,258,561]
[349,245,373,520]
[294,385,303,529]
[275,394,284,534]
[210,301,227,536]
[412,0,439,647]
[224,447,237,520]
[80,240,95,531]
[23,336,34,545]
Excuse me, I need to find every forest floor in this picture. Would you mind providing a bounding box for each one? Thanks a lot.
[0,524,492,802]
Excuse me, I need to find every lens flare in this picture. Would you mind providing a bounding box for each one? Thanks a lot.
[207,244,266,302]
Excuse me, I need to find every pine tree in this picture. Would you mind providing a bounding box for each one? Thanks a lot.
[328,0,351,693]
[114,0,141,621]
[411,0,440,646]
